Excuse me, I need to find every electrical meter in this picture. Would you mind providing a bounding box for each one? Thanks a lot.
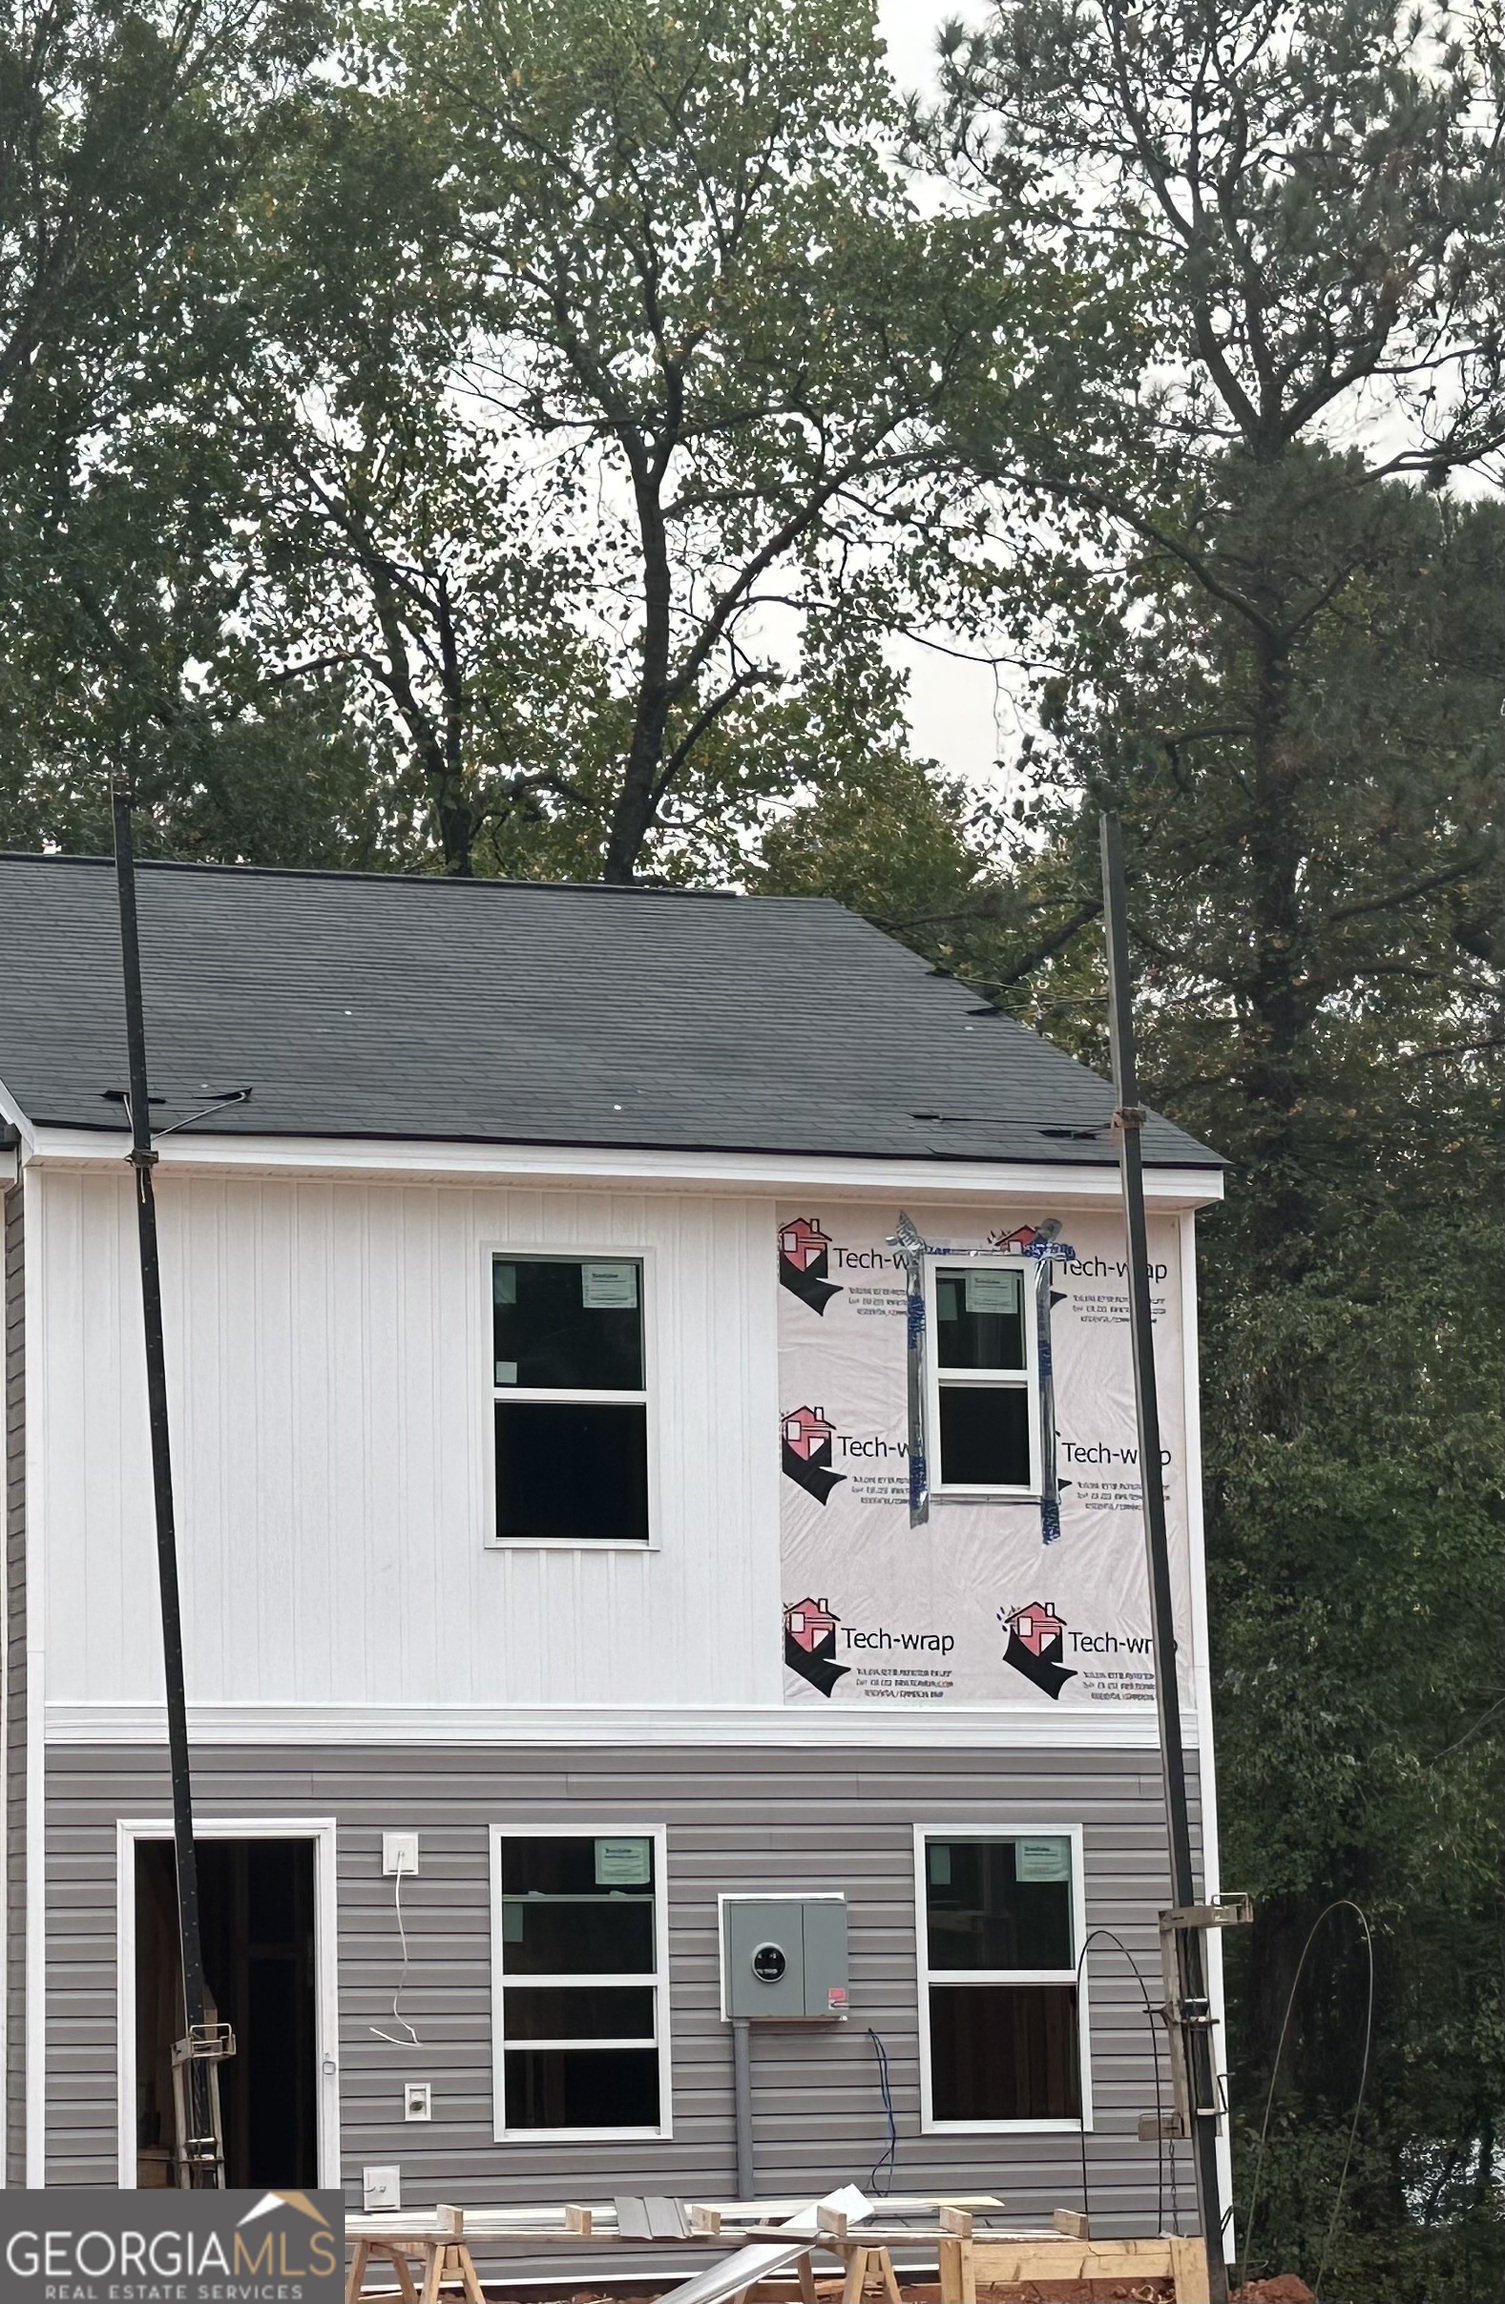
[721,1896,848,2019]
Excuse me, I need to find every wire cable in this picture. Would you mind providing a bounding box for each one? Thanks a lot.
[1238,1898,1374,2301]
[867,2028,898,2195]
[370,1866,421,2049]
[1073,1927,1169,2237]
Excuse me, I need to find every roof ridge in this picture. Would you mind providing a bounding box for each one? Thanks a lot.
[0,852,822,902]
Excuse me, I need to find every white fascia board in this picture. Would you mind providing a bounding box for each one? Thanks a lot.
[46,1698,1207,1749]
[21,1123,1224,1207]
[0,1074,35,1157]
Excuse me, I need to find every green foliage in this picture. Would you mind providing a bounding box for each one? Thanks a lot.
[365,0,1069,877]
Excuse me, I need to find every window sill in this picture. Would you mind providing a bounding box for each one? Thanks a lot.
[921,2115,1090,2135]
[932,1488,1042,1505]
[493,2124,672,2143]
[486,1536,659,1551]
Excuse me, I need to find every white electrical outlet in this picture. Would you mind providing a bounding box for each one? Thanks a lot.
[382,1831,419,1876]
[404,2081,432,2122]
[362,2165,401,2212]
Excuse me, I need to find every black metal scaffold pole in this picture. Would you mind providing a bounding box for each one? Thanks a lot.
[112,787,223,2185]
[1099,813,1231,2301]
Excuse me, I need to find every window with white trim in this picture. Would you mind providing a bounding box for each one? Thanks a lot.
[924,1257,1038,1494]
[491,1830,669,2137]
[492,1255,648,1542]
[918,1831,1086,2128]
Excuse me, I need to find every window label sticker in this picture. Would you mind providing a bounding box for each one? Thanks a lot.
[965,1269,1021,1312]
[501,1902,524,1941]
[1016,1837,1072,1882]
[493,1261,517,1303]
[595,1836,651,1885]
[494,1359,518,1386]
[582,1261,639,1310]
[928,1842,952,1885]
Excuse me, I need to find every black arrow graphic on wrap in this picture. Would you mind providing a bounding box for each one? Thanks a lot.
[779,1248,842,1314]
[781,1436,847,1504]
[1003,1627,1078,1699]
[784,1628,851,1697]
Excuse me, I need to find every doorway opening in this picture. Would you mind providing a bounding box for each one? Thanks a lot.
[134,1837,319,2189]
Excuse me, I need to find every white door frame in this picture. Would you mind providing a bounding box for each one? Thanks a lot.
[115,1817,341,2188]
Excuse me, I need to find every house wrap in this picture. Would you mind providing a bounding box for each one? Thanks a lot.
[0,854,1227,2240]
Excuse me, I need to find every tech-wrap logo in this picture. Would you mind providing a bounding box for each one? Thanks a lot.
[784,1595,852,1696]
[999,1598,1078,1700]
[0,2187,343,2299]
[778,1216,843,1313]
[781,1404,848,1504]
[988,1221,1077,1260]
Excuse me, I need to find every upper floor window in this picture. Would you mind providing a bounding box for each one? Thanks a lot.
[924,1258,1038,1495]
[492,1256,649,1543]
[917,1829,1087,2130]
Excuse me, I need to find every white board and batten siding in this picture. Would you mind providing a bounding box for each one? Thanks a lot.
[33,1169,784,1720]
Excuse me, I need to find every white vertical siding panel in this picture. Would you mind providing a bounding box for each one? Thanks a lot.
[43,1170,160,1704]
[41,1172,782,1714]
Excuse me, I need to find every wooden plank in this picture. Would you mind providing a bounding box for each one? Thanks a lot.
[343,2196,1001,2237]
[973,2238,1175,2284]
[1051,2209,1090,2238]
[1168,2233,1211,2304]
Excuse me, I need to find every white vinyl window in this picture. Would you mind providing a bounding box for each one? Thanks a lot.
[915,1825,1090,2133]
[490,1254,650,1543]
[923,1255,1040,1496]
[490,1826,671,2141]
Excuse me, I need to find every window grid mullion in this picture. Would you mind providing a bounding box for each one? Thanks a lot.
[493,1387,648,1405]
[924,1969,1079,1987]
[500,1971,659,1987]
[501,2035,656,2052]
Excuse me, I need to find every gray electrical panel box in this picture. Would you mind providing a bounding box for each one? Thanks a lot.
[722,1896,849,2019]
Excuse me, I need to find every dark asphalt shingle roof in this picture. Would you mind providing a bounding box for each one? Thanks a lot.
[0,854,1220,1169]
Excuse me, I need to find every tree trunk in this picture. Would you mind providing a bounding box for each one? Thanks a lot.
[603,475,674,883]
[1236,618,1319,1256]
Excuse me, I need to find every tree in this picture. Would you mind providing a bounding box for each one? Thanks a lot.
[369,0,1053,880]
[0,0,391,862]
[927,0,1505,1097]
[918,11,1505,2291]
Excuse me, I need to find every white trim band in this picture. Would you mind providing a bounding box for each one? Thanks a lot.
[47,1700,1204,1750]
[14,1122,1224,1205]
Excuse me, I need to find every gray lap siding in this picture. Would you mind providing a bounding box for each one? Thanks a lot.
[4,1186,24,2188]
[44,1741,1199,2233]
